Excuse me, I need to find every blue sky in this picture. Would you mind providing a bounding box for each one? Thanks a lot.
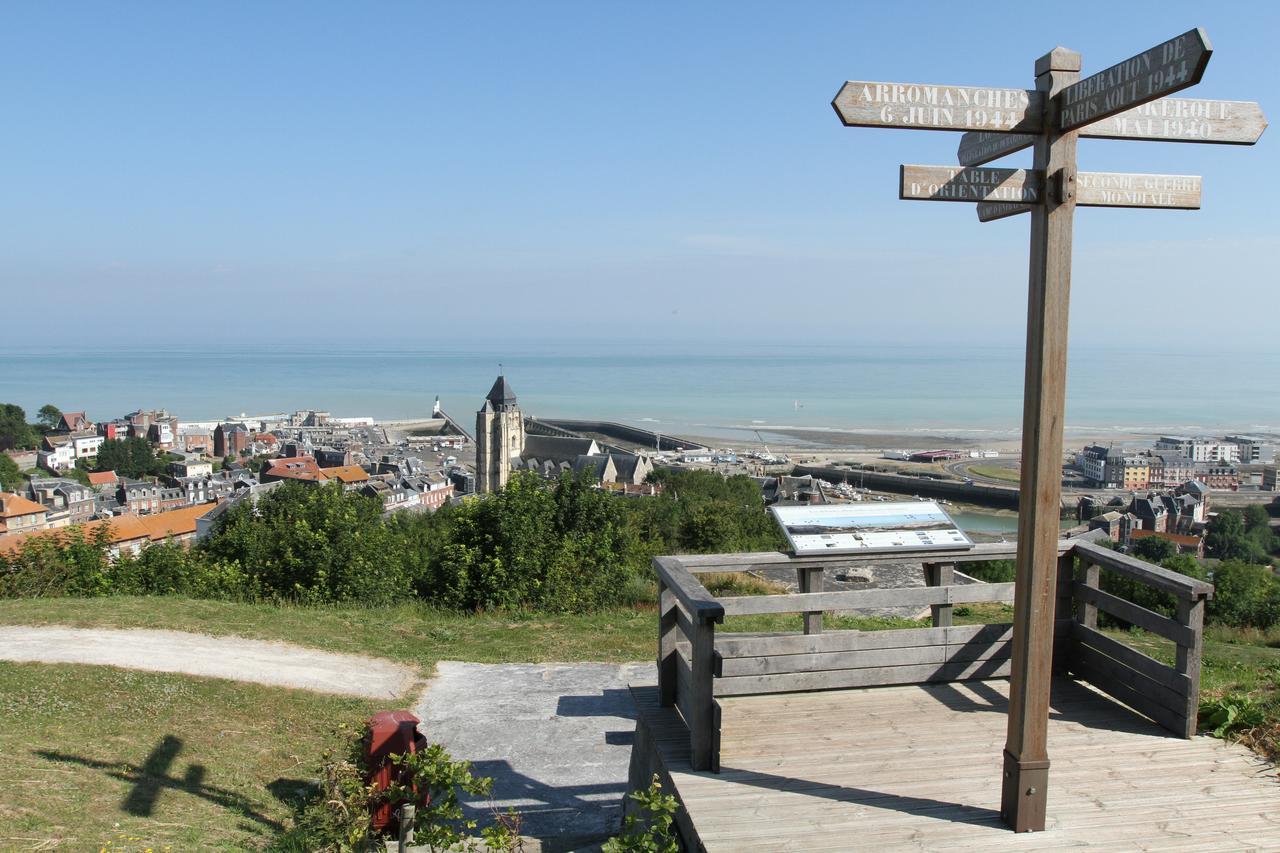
[3,2,1276,348]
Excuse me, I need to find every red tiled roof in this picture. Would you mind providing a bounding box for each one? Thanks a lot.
[0,502,216,556]
[0,492,47,519]
[87,471,118,486]
[1130,529,1202,548]
[263,456,323,481]
[319,465,369,483]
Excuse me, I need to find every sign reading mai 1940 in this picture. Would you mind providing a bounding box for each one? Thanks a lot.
[1058,28,1212,130]
[832,81,1044,132]
[958,97,1268,166]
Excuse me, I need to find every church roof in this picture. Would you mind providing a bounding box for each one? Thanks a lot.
[486,375,517,406]
[522,435,597,466]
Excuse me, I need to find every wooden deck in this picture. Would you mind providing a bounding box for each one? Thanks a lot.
[631,678,1280,851]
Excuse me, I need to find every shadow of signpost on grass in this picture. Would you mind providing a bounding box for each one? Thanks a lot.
[35,736,282,831]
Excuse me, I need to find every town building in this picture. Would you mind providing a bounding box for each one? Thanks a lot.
[260,456,325,483]
[1129,529,1205,558]
[1145,452,1195,488]
[178,426,213,454]
[0,502,214,559]
[27,478,95,526]
[1130,496,1168,533]
[118,480,163,515]
[125,409,179,445]
[5,449,38,471]
[1193,464,1239,490]
[168,459,213,479]
[0,492,49,534]
[1155,436,1242,464]
[37,437,76,472]
[314,447,353,468]
[1263,464,1280,492]
[86,470,119,491]
[318,465,370,487]
[1223,435,1276,465]
[213,423,251,458]
[55,411,92,433]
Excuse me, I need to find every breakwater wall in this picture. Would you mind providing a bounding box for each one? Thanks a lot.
[791,464,1071,518]
[543,419,710,451]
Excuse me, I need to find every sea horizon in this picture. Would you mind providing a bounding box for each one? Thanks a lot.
[1,341,1276,443]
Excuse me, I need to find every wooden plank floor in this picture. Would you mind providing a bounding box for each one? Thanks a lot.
[633,679,1280,851]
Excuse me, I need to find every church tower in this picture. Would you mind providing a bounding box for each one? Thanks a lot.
[475,374,525,493]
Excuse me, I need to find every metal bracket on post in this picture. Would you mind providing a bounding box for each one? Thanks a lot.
[1053,168,1076,204]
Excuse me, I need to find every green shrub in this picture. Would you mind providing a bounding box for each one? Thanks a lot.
[962,560,1014,583]
[1200,693,1266,738]
[605,774,679,853]
[1208,561,1280,629]
[274,725,517,853]
[202,481,412,606]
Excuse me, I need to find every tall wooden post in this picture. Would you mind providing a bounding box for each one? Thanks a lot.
[1001,46,1079,833]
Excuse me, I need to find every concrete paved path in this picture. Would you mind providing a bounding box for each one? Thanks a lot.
[415,661,654,848]
[0,625,416,699]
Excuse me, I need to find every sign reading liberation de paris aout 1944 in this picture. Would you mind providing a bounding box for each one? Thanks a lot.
[830,25,1263,837]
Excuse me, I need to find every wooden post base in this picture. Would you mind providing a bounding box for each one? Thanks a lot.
[1000,750,1050,832]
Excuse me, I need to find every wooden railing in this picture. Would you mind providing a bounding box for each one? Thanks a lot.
[1066,540,1213,739]
[653,532,1212,772]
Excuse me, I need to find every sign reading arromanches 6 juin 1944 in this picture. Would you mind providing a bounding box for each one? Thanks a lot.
[958,97,1267,166]
[831,25,1262,833]
[832,81,1043,131]
[1058,28,1213,130]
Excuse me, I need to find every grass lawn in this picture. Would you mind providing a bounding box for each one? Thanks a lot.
[0,597,657,669]
[968,464,1021,483]
[3,595,1275,848]
[0,661,382,851]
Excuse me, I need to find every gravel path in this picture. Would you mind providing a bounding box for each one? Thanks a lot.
[0,625,417,699]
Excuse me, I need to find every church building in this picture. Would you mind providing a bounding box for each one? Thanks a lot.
[474,375,654,494]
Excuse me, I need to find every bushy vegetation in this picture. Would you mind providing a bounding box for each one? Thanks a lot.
[1207,505,1278,564]
[0,468,783,613]
[89,436,169,479]
[274,726,518,853]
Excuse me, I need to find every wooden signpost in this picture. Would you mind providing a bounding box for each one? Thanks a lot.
[832,29,1264,833]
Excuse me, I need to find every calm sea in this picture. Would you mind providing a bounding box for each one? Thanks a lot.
[0,343,1275,442]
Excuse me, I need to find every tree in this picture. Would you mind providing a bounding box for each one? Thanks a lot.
[92,437,165,479]
[0,453,22,491]
[36,404,62,432]
[201,481,410,605]
[1206,510,1250,561]
[1131,535,1176,564]
[0,404,38,451]
[1243,504,1272,533]
[1208,560,1280,628]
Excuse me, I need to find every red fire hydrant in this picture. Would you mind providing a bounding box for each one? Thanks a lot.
[365,710,428,833]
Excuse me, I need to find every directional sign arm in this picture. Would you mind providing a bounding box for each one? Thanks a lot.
[1081,98,1266,144]
[958,99,1267,166]
[976,202,1032,222]
[832,81,1044,132]
[899,165,1043,202]
[1058,28,1213,131]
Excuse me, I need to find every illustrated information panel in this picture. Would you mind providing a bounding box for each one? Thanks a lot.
[771,501,974,555]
